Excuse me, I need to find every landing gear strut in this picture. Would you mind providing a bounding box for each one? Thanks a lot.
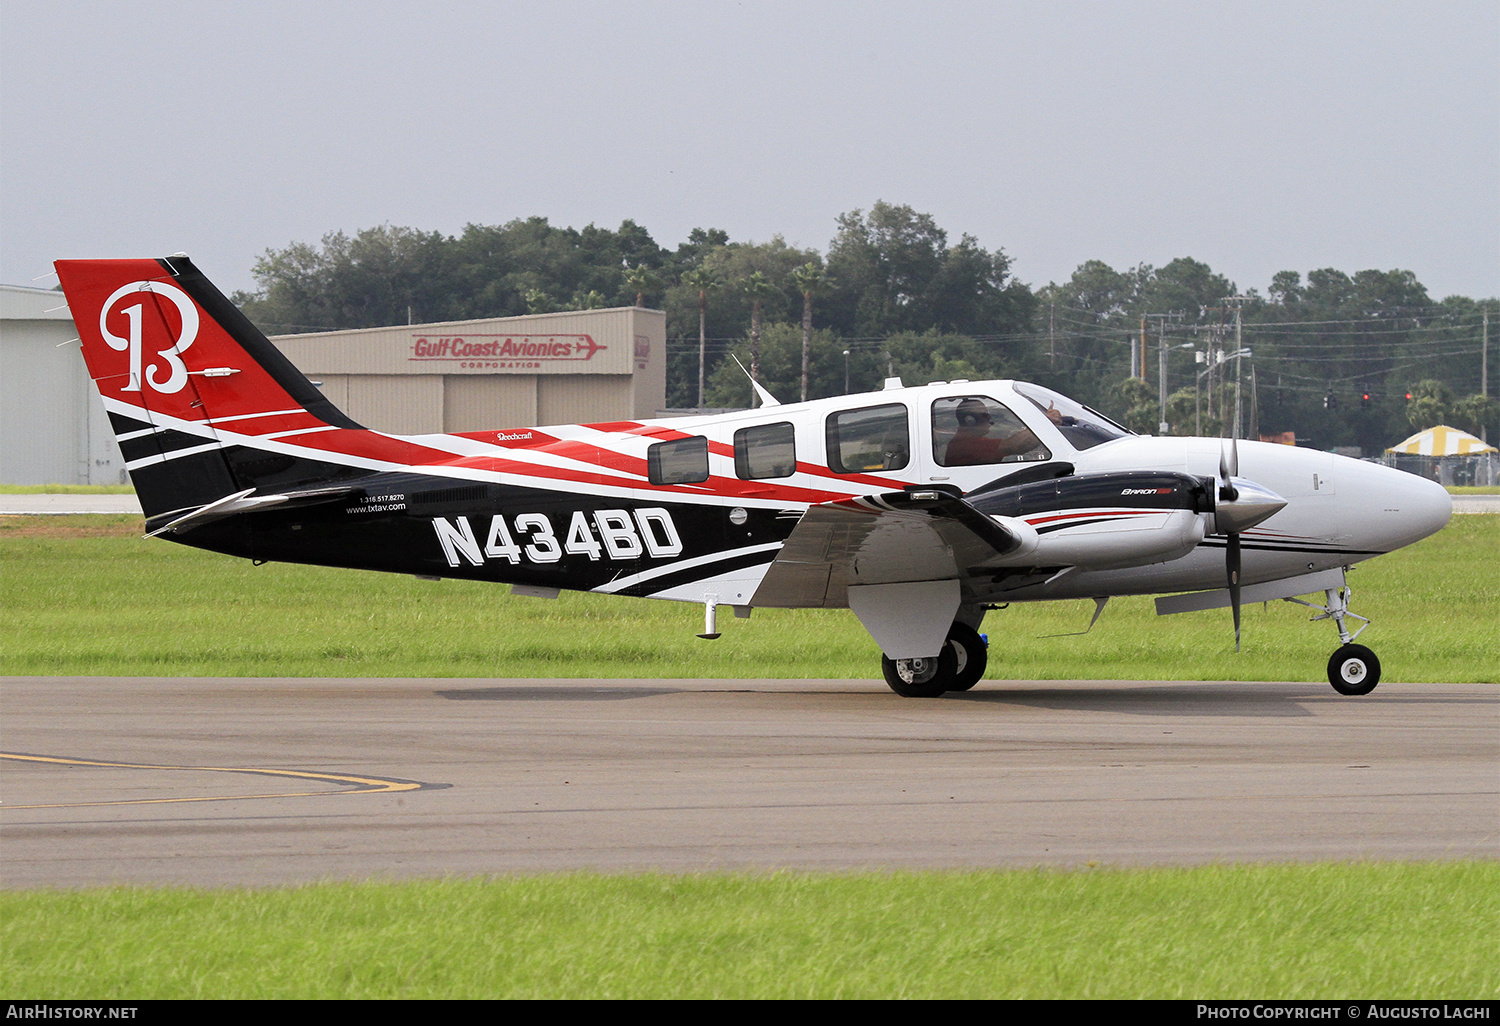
[1288,583,1380,695]
[881,623,989,698]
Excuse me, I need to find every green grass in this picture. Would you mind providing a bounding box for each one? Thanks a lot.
[1,864,1494,999]
[4,520,1494,999]
[2,514,1495,681]
[0,483,135,494]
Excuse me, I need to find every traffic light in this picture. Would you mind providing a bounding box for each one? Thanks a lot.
[1361,392,1371,408]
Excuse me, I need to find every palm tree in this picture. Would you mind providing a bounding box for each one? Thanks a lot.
[742,271,780,405]
[623,264,663,307]
[791,262,828,402]
[524,288,555,315]
[681,267,720,408]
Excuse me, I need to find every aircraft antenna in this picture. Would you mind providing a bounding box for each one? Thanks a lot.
[731,354,780,407]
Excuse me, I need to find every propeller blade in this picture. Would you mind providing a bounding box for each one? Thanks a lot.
[1227,532,1242,652]
[1218,442,1239,502]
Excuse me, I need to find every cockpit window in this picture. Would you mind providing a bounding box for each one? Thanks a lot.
[932,396,1049,466]
[1013,383,1132,450]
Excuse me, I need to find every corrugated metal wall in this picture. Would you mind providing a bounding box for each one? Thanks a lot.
[275,306,665,434]
[444,375,537,432]
[1,292,667,482]
[537,375,632,427]
[1,286,124,485]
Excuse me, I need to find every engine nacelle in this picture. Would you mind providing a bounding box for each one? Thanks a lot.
[970,470,1212,572]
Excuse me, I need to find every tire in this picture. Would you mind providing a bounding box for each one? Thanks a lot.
[881,644,958,698]
[1327,643,1381,696]
[946,623,988,692]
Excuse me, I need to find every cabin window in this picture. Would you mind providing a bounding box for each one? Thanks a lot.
[734,422,797,480]
[647,436,709,485]
[932,396,1050,467]
[825,404,910,474]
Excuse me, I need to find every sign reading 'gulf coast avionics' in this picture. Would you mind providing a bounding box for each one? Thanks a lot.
[410,334,608,371]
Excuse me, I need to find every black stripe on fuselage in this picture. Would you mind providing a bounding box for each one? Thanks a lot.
[154,469,795,594]
[1033,515,1138,535]
[129,449,241,520]
[630,548,780,599]
[107,411,155,436]
[118,427,218,462]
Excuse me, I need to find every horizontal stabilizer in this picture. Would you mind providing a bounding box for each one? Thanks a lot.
[145,484,359,536]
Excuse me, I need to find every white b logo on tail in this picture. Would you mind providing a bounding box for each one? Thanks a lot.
[100,281,200,393]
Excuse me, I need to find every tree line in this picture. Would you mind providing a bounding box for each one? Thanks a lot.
[234,202,1496,452]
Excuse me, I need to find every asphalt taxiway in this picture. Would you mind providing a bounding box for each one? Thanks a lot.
[2,676,1494,888]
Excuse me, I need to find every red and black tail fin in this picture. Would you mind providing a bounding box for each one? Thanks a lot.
[54,255,362,520]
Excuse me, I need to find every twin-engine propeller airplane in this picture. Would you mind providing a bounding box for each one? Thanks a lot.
[53,256,1453,697]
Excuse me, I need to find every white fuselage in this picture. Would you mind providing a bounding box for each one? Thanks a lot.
[560,378,1452,607]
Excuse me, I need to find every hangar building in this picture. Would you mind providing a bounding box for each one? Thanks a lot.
[271,305,666,435]
[1,285,666,484]
[1,284,124,485]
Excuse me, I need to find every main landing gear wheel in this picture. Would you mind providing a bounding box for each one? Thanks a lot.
[946,623,988,692]
[881,644,957,698]
[1327,643,1381,696]
[880,624,986,698]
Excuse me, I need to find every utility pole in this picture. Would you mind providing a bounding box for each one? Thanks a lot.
[1483,307,1490,444]
[1250,363,1259,440]
[1223,296,1251,439]
[1049,300,1056,370]
[1132,317,1143,379]
[1147,312,1183,434]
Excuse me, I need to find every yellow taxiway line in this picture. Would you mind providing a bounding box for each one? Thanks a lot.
[0,751,442,809]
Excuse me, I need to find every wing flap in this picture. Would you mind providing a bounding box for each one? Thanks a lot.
[750,490,1029,609]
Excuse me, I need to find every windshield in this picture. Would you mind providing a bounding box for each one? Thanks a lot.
[1012,382,1133,450]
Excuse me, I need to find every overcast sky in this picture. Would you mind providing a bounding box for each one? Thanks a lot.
[3,0,1496,302]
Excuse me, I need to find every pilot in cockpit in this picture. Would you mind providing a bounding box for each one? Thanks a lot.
[943,398,1049,466]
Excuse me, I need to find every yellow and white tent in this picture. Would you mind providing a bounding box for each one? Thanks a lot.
[1386,425,1497,457]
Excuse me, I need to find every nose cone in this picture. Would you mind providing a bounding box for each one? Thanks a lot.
[1348,461,1453,552]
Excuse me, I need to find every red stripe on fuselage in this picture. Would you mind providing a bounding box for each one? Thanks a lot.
[265,428,470,466]
[1025,509,1155,527]
[208,410,330,435]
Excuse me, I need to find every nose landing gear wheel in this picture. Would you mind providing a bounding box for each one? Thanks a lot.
[1328,643,1380,695]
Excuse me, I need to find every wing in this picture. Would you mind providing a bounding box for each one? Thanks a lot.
[749,489,1036,659]
[751,489,1028,609]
